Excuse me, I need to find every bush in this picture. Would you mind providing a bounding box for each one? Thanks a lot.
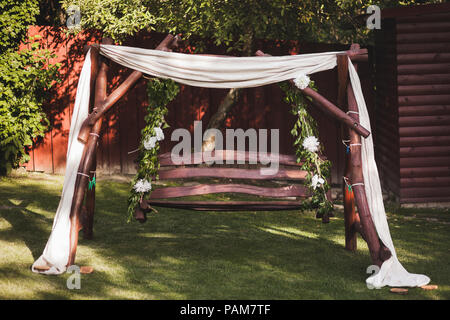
[0,0,60,175]
[0,37,60,175]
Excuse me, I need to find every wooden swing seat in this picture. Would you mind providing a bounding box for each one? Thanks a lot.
[145,150,314,211]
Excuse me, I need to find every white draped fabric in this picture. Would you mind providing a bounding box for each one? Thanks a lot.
[32,49,92,274]
[32,44,430,288]
[348,63,430,288]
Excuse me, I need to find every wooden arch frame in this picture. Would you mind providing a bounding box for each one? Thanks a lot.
[66,34,391,270]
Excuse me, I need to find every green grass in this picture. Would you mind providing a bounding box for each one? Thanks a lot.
[0,172,449,300]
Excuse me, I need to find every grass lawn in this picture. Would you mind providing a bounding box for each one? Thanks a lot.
[0,172,449,300]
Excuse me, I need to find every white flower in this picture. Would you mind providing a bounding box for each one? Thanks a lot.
[143,136,157,150]
[302,135,320,153]
[294,74,310,90]
[154,127,164,141]
[133,179,152,193]
[311,174,325,190]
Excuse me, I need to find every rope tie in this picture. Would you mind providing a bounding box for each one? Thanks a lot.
[342,140,351,154]
[351,182,364,187]
[343,176,352,192]
[128,148,140,155]
[88,172,96,190]
[342,140,362,153]
[89,133,100,138]
[77,172,96,190]
[77,172,90,179]
[346,111,359,115]
[343,177,364,193]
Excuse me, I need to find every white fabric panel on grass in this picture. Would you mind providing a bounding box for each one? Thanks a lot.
[32,45,430,288]
[31,49,92,275]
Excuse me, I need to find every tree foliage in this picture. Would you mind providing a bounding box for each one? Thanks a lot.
[61,0,156,42]
[0,0,60,175]
[62,0,445,49]
[0,0,40,54]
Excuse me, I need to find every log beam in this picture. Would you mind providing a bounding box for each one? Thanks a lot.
[78,34,181,143]
[255,50,371,138]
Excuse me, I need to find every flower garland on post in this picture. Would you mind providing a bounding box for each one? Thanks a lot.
[280,74,333,218]
[127,78,179,222]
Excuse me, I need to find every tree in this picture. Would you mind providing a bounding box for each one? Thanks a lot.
[60,0,445,150]
[149,0,444,150]
[0,0,60,175]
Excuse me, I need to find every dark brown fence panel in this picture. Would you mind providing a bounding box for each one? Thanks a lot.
[376,4,450,204]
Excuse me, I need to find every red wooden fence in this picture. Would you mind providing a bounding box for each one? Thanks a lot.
[23,26,375,185]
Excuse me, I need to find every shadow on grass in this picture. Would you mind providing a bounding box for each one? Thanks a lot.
[0,177,449,299]
[0,179,60,260]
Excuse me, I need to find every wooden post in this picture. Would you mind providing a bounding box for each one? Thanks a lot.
[67,34,180,267]
[82,153,96,239]
[67,38,111,266]
[345,54,391,266]
[81,41,105,240]
[82,50,108,238]
[338,54,358,252]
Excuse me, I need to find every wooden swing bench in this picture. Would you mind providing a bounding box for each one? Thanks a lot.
[139,150,313,214]
[66,34,393,270]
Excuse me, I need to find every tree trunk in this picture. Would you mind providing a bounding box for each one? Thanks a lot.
[202,87,242,151]
[202,31,254,152]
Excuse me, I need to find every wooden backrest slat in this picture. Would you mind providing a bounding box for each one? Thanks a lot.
[158,167,307,181]
[158,150,301,167]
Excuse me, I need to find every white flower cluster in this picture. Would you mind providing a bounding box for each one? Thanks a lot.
[302,135,325,189]
[133,179,152,193]
[294,74,310,90]
[311,174,325,190]
[154,127,164,141]
[143,127,165,150]
[302,135,320,153]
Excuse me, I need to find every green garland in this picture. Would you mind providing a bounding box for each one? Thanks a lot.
[127,78,179,222]
[279,81,333,217]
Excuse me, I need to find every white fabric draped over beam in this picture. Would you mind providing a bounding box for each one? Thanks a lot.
[32,44,430,288]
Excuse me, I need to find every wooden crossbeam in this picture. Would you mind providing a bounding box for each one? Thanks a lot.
[77,35,181,143]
